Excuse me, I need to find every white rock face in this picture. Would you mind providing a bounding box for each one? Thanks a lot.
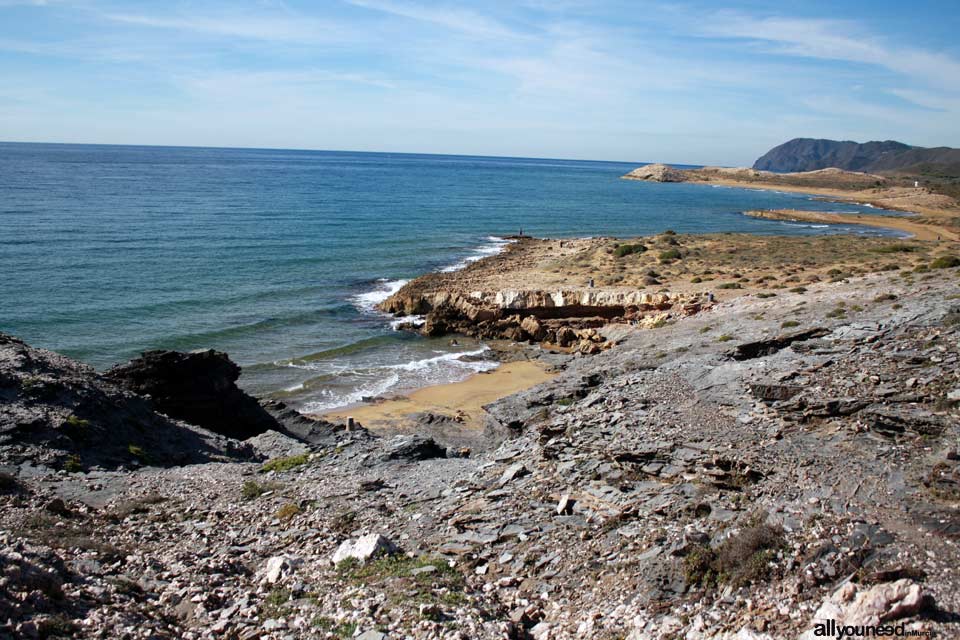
[330,533,398,566]
[798,580,925,639]
[262,555,303,584]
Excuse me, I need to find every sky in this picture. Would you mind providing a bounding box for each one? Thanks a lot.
[1,0,959,165]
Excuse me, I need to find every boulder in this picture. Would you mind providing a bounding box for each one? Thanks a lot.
[381,435,446,462]
[262,555,303,584]
[800,580,927,639]
[520,316,547,341]
[331,534,398,565]
[555,327,577,348]
[105,349,279,439]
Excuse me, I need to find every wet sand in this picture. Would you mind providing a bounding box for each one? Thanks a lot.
[321,360,555,430]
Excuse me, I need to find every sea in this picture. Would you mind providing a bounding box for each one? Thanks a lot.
[0,142,906,413]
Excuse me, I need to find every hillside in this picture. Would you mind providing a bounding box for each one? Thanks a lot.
[753,137,960,174]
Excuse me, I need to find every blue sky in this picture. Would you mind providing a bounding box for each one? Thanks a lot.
[1,1,959,165]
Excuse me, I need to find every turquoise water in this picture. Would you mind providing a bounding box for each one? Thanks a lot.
[0,142,902,411]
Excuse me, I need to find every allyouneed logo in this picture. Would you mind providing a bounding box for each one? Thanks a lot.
[811,620,933,637]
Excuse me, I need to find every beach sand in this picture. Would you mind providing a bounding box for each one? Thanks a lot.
[321,360,555,431]
[744,208,959,241]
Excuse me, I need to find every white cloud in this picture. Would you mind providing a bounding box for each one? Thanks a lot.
[343,0,527,40]
[103,10,357,43]
[700,12,960,92]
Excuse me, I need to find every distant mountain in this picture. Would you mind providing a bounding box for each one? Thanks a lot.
[753,138,960,174]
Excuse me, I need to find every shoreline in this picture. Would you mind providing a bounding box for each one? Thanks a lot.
[319,359,556,430]
[743,208,956,241]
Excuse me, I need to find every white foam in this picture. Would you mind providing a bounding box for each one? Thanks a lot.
[439,236,514,273]
[299,372,401,413]
[389,315,425,330]
[352,278,408,313]
[297,347,497,412]
[386,347,495,373]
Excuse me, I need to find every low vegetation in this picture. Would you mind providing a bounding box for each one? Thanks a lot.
[614,243,647,258]
[261,453,311,473]
[684,523,785,589]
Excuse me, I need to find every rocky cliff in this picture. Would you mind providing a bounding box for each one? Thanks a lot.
[753,137,960,173]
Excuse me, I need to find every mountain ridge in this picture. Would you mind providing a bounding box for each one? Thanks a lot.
[753,137,960,174]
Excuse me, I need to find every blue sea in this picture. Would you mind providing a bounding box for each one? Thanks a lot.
[0,142,903,412]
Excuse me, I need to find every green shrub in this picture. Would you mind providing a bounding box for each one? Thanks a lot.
[275,502,302,521]
[756,293,777,299]
[63,455,83,473]
[241,480,282,500]
[871,244,917,254]
[930,255,960,269]
[717,335,734,342]
[789,286,807,294]
[781,320,800,328]
[658,248,681,262]
[261,453,310,473]
[127,444,148,461]
[684,524,785,589]
[716,283,742,290]
[64,415,90,429]
[614,243,646,258]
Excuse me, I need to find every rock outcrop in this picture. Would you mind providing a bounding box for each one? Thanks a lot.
[622,163,688,182]
[105,349,279,440]
[380,286,710,352]
[0,334,254,470]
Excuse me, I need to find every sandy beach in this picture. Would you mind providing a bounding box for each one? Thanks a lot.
[321,360,555,430]
[743,208,959,241]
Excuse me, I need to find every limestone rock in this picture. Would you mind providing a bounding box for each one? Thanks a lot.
[331,534,398,566]
[622,163,688,182]
[800,580,926,638]
[263,555,303,584]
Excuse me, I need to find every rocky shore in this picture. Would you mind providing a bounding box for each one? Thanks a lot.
[2,237,960,639]
[622,164,960,238]
[378,238,712,354]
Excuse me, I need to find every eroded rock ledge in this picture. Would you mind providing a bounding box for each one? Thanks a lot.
[380,277,711,353]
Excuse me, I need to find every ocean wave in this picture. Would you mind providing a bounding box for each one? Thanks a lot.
[296,347,497,412]
[299,372,402,413]
[389,315,425,330]
[385,347,495,373]
[438,236,513,273]
[352,278,408,313]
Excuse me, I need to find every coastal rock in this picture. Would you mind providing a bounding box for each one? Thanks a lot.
[622,163,688,182]
[105,349,279,439]
[379,270,711,352]
[0,333,252,469]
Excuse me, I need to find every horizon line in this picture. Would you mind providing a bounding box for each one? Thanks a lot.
[0,138,713,168]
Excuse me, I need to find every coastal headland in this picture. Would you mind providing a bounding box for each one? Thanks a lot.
[623,163,960,240]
